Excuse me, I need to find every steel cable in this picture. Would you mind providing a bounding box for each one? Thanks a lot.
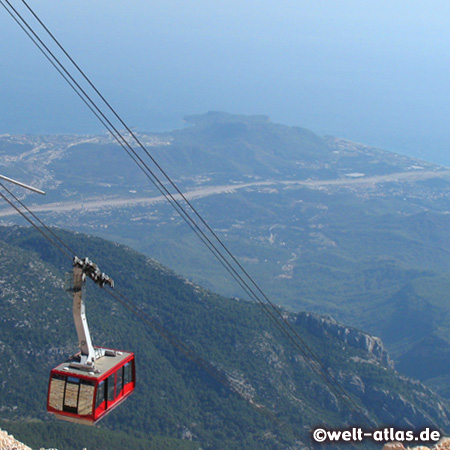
[0,0,376,428]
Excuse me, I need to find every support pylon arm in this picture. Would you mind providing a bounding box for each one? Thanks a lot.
[69,257,114,371]
[73,256,114,288]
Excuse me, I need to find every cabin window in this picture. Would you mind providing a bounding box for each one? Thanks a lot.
[124,362,133,385]
[107,373,115,403]
[64,377,80,413]
[48,374,66,411]
[48,374,95,416]
[116,368,123,395]
[95,380,106,408]
[78,380,95,416]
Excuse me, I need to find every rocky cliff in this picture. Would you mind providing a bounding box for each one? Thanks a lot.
[0,429,60,450]
[383,437,450,450]
[296,312,394,368]
[295,312,450,430]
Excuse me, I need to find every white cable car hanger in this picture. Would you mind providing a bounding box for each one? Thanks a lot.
[68,256,115,371]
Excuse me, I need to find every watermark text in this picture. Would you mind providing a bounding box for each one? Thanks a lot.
[312,427,441,444]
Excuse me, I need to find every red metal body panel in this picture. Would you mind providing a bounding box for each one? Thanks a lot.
[47,349,135,425]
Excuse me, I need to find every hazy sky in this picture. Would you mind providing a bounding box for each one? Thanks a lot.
[1,0,450,164]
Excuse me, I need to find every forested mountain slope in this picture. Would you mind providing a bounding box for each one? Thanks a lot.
[0,226,449,450]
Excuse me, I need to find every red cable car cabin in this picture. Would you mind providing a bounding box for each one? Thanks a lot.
[47,348,135,425]
[47,257,136,425]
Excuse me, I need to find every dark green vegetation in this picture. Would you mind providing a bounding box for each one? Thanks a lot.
[1,112,450,400]
[1,226,449,449]
[0,419,198,450]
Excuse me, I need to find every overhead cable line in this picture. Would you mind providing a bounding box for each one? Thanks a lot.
[1,0,375,428]
[1,0,320,415]
[0,182,75,258]
[0,0,270,312]
[0,188,300,442]
[2,0,372,427]
[0,0,276,325]
[0,184,73,260]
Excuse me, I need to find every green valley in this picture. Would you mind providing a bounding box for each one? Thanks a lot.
[0,226,448,449]
[1,112,450,400]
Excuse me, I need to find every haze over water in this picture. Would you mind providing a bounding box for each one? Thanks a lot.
[1,0,450,166]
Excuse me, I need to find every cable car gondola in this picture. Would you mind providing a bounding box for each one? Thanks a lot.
[47,257,135,425]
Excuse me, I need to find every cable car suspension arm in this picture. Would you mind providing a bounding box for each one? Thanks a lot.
[69,256,115,371]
